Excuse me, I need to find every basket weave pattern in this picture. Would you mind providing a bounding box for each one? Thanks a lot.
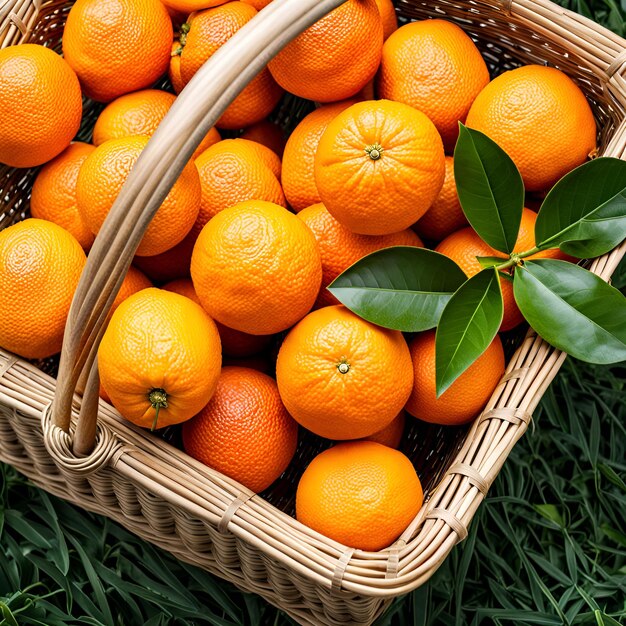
[0,1,625,624]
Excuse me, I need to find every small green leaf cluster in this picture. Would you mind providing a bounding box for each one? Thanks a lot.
[329,123,626,396]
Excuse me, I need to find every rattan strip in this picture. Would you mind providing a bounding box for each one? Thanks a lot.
[0,0,42,47]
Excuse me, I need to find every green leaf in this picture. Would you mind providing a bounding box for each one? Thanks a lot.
[435,267,504,396]
[533,504,565,528]
[513,260,626,364]
[476,255,506,269]
[535,158,626,259]
[454,123,524,254]
[328,247,467,332]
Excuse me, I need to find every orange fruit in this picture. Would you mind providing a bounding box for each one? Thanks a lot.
[230,138,282,181]
[268,0,383,102]
[414,156,468,242]
[132,235,195,283]
[110,266,153,315]
[30,143,96,251]
[241,120,286,157]
[466,65,597,191]
[162,277,202,304]
[241,0,271,8]
[361,411,405,449]
[374,0,398,40]
[405,330,505,426]
[0,44,82,168]
[179,3,283,129]
[182,366,298,492]
[92,89,221,160]
[296,441,423,551]
[298,203,424,307]
[0,219,86,359]
[98,288,222,429]
[315,99,445,235]
[76,135,201,257]
[162,0,228,12]
[191,200,322,334]
[169,41,185,95]
[377,19,489,153]
[276,305,413,440]
[281,101,355,212]
[62,0,173,103]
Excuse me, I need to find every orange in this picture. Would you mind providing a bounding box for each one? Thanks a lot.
[162,277,273,357]
[182,367,298,492]
[191,200,322,334]
[76,135,201,257]
[0,44,82,168]
[414,156,468,242]
[92,90,221,160]
[241,120,286,157]
[298,203,424,308]
[98,288,221,429]
[466,65,597,191]
[405,330,505,425]
[276,305,413,440]
[162,0,228,12]
[169,41,185,95]
[361,411,405,449]
[30,143,96,251]
[315,99,445,235]
[268,0,383,102]
[374,0,398,40]
[281,101,355,212]
[179,3,283,129]
[377,19,489,153]
[62,0,173,103]
[296,441,423,551]
[241,0,271,8]
[110,266,153,315]
[0,219,86,359]
[132,235,195,283]
[230,138,282,181]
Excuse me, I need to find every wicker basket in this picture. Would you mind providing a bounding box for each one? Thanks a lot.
[1,0,625,624]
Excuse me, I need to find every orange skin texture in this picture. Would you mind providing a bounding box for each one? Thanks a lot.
[361,411,405,449]
[180,3,283,129]
[296,441,423,551]
[163,0,228,12]
[191,200,322,335]
[76,136,201,257]
[374,0,398,40]
[0,44,82,168]
[30,143,96,251]
[435,208,570,331]
[276,305,413,440]
[182,367,298,492]
[241,120,286,158]
[0,219,86,359]
[377,19,490,153]
[110,266,153,315]
[281,101,356,212]
[169,42,185,95]
[298,203,423,308]
[268,0,383,103]
[414,156,468,242]
[192,139,286,241]
[132,234,195,283]
[315,100,446,235]
[62,0,173,103]
[162,278,273,357]
[466,65,597,191]
[241,0,271,8]
[92,89,221,161]
[98,288,222,429]
[405,330,505,426]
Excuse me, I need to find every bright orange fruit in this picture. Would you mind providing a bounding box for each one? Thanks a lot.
[241,120,286,158]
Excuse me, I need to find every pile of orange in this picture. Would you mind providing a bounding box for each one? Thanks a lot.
[0,0,597,552]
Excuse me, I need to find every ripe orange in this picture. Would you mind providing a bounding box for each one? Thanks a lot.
[466,65,597,191]
[0,219,86,359]
[298,203,423,308]
[377,19,489,153]
[276,305,413,440]
[414,156,468,242]
[315,99,445,235]
[374,0,398,40]
[241,120,286,157]
[92,89,221,160]
[30,143,96,251]
[296,441,423,551]
[241,0,271,8]
[162,0,228,12]
[0,44,82,168]
[361,411,405,449]
[76,135,200,257]
[98,288,222,429]
[231,138,282,181]
[110,266,153,315]
[169,41,185,95]
[281,101,355,212]
[132,235,195,283]
[179,3,283,129]
[405,330,505,425]
[191,200,322,334]
[161,277,202,304]
[268,0,383,102]
[62,0,173,103]
[182,367,298,492]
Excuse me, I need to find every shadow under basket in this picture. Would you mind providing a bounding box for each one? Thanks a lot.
[1,1,625,624]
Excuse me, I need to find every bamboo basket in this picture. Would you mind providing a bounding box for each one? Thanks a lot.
[1,0,625,624]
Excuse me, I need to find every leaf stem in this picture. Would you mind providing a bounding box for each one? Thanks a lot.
[495,246,542,271]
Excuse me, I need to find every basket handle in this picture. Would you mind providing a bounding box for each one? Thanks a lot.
[51,0,348,455]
